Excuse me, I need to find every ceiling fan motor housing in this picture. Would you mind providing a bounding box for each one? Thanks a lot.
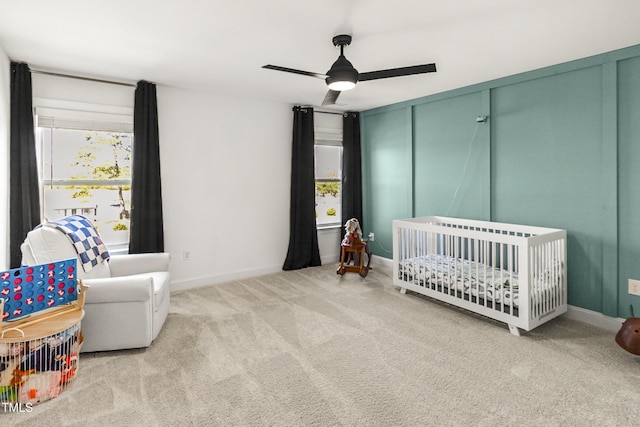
[326,35,358,90]
[326,55,359,88]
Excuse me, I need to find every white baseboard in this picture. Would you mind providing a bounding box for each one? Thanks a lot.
[320,254,340,264]
[372,254,393,268]
[564,305,624,333]
[170,255,342,293]
[170,264,284,292]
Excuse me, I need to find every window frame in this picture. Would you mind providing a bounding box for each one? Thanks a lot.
[314,117,343,229]
[34,99,134,252]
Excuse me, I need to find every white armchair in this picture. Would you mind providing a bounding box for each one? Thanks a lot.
[20,224,170,353]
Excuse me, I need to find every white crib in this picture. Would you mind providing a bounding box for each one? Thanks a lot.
[393,216,567,335]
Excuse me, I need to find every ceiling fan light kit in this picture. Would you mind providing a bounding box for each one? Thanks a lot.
[263,34,437,106]
[326,55,358,91]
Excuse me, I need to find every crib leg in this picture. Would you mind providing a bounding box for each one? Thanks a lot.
[400,288,407,295]
[507,324,520,336]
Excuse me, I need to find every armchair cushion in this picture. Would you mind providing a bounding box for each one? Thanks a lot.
[109,253,170,277]
[82,275,154,304]
[111,271,170,312]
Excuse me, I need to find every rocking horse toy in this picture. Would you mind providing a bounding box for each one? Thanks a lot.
[336,218,371,277]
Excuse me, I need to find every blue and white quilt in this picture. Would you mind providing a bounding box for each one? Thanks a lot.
[42,215,110,272]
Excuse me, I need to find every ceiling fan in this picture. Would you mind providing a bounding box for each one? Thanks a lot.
[263,34,437,106]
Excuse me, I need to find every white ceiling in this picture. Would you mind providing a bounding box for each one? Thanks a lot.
[1,0,640,112]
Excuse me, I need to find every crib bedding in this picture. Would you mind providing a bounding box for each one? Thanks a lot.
[398,254,561,309]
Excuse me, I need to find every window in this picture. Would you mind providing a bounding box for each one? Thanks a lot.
[315,144,342,226]
[35,101,134,250]
[315,113,343,228]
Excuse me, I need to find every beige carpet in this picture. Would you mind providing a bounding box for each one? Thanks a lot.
[4,262,640,426]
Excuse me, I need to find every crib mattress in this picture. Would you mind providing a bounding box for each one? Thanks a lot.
[398,254,561,309]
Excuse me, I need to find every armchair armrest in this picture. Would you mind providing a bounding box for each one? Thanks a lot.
[108,252,170,277]
[82,275,153,304]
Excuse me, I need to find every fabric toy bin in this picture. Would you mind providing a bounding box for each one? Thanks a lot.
[0,259,87,406]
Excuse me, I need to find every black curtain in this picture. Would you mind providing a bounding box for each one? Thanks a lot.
[341,111,362,228]
[283,106,321,270]
[9,62,40,268]
[129,81,164,253]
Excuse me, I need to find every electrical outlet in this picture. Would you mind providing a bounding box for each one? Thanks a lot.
[183,250,191,261]
[630,279,640,296]
[368,232,375,241]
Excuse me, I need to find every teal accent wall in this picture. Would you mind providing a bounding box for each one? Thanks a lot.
[618,56,640,319]
[413,91,490,219]
[361,44,640,318]
[361,107,412,258]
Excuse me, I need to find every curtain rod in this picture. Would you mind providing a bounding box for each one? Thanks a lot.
[30,68,137,88]
[315,109,360,116]
[315,110,344,116]
[299,105,355,116]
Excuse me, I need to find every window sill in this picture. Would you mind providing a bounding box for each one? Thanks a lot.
[107,243,129,256]
[317,224,342,231]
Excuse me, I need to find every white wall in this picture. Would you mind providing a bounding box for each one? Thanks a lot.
[25,74,338,289]
[0,46,10,270]
[158,86,292,289]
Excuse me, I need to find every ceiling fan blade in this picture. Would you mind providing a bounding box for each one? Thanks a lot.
[321,90,341,106]
[358,63,437,82]
[262,65,326,79]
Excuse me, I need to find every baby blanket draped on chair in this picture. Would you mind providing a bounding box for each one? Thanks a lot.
[40,215,110,272]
